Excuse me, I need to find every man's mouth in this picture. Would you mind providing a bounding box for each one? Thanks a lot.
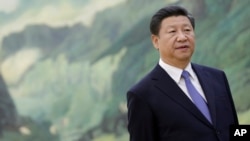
[176,45,189,49]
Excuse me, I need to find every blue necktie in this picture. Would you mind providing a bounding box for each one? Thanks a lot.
[182,70,212,123]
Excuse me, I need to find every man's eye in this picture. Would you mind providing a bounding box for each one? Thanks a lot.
[184,29,191,32]
[169,30,176,33]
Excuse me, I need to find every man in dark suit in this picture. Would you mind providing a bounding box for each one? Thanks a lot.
[127,5,238,141]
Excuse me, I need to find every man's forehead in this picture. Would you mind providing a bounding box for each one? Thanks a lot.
[161,16,192,27]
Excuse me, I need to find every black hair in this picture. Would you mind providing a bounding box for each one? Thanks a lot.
[150,5,195,35]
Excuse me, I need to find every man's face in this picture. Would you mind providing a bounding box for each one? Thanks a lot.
[152,15,195,67]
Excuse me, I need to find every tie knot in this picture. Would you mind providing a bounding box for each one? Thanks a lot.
[182,70,190,79]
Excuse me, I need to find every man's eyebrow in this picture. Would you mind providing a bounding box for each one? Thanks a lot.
[183,24,192,27]
[165,25,176,29]
[165,23,192,27]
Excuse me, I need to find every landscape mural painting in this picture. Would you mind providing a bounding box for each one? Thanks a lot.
[0,0,249,141]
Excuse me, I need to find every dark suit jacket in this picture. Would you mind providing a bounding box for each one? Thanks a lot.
[127,63,238,141]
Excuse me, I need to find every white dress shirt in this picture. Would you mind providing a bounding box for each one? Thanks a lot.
[159,58,208,102]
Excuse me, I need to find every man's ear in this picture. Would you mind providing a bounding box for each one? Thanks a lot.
[151,34,159,50]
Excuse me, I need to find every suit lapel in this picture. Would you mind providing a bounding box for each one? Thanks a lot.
[152,65,213,127]
[192,64,217,126]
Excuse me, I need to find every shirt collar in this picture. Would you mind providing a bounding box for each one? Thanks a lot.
[184,63,196,80]
[159,58,195,83]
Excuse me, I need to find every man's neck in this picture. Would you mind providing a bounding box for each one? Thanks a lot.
[160,58,190,69]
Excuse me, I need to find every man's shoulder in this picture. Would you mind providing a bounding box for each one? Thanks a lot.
[128,65,161,94]
[192,63,224,74]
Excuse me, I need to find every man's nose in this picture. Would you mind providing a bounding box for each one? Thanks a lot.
[176,32,187,42]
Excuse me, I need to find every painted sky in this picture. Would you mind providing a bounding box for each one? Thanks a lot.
[0,0,125,44]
